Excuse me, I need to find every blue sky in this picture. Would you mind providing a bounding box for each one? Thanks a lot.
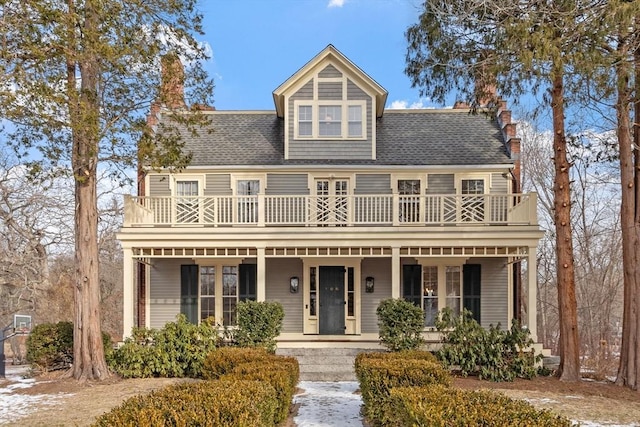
[198,0,436,111]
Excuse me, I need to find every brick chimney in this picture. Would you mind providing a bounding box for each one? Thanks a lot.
[498,100,521,192]
[159,52,186,110]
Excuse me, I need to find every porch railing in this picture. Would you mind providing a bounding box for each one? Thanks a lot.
[123,193,538,227]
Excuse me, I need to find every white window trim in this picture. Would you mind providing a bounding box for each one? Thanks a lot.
[294,99,367,140]
[455,173,492,194]
[418,259,465,328]
[196,260,243,326]
[169,174,205,195]
[230,174,266,195]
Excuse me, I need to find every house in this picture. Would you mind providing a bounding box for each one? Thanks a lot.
[117,45,543,349]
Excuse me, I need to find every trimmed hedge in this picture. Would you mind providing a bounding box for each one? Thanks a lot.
[92,379,279,427]
[201,346,272,379]
[376,298,425,351]
[223,362,297,424]
[233,300,284,352]
[388,385,573,426]
[355,353,451,425]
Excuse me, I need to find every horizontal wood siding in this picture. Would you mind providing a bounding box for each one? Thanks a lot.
[148,175,170,197]
[468,258,508,328]
[318,64,342,78]
[266,174,309,195]
[361,258,391,333]
[289,141,371,160]
[347,79,372,143]
[265,258,303,333]
[426,174,454,194]
[288,80,314,143]
[318,81,342,100]
[489,173,508,221]
[149,258,190,329]
[205,174,232,196]
[355,174,392,194]
[490,172,508,194]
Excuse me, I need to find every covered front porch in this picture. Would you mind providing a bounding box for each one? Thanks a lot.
[120,237,540,347]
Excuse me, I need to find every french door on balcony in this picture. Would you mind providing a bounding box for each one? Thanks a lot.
[176,180,200,223]
[314,178,349,225]
[237,179,260,223]
[460,178,485,222]
[398,179,421,223]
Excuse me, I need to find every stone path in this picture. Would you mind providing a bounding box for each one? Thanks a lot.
[293,381,364,426]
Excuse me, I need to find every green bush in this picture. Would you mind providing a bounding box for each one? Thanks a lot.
[355,350,437,365]
[376,298,425,351]
[107,314,219,378]
[355,355,451,425]
[232,300,284,352]
[26,321,112,372]
[92,379,279,427]
[388,385,572,426]
[223,361,297,424]
[435,307,542,381]
[201,346,272,380]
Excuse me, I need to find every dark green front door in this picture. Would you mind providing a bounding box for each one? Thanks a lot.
[319,266,345,335]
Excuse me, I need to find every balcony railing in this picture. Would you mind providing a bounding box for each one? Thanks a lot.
[123,193,538,227]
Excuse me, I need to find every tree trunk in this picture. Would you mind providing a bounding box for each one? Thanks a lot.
[68,0,109,381]
[615,28,640,391]
[550,69,580,381]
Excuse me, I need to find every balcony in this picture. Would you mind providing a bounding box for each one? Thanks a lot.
[123,193,538,228]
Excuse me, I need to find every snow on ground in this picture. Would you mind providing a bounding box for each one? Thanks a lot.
[0,365,69,424]
[294,381,364,427]
[1,366,639,427]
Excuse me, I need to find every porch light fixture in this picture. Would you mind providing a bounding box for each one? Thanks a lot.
[365,276,374,293]
[290,276,299,293]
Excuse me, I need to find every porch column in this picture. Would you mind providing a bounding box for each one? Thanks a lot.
[527,246,538,342]
[257,247,266,301]
[391,246,401,298]
[122,247,134,340]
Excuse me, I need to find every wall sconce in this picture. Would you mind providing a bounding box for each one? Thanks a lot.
[365,276,374,293]
[290,276,299,293]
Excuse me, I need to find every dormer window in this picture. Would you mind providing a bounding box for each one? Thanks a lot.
[295,100,366,140]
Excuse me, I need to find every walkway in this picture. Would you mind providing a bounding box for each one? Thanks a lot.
[293,381,364,427]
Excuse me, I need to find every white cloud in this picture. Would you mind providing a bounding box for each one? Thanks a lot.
[328,0,346,8]
[387,99,436,109]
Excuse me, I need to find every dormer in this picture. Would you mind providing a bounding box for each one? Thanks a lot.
[273,45,388,161]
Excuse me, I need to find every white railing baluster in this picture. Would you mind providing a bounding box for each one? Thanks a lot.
[125,193,536,227]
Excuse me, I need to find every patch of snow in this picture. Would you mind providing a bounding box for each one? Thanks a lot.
[294,381,363,427]
[0,365,70,424]
[523,397,559,404]
[574,422,639,427]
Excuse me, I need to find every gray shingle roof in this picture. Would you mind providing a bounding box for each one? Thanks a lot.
[164,109,511,167]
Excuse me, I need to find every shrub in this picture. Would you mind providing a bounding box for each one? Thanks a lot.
[107,314,219,378]
[232,300,284,353]
[355,349,437,365]
[355,355,451,425]
[435,307,542,381]
[376,298,425,351]
[201,347,272,380]
[26,321,112,372]
[388,385,572,426]
[92,379,279,427]
[223,362,297,424]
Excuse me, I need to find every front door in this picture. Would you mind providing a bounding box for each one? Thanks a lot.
[319,266,345,335]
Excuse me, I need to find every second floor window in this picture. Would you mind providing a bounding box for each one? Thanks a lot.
[296,101,366,139]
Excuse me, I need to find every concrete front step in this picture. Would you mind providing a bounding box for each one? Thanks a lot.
[276,347,376,381]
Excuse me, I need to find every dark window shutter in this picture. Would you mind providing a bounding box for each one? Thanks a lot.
[239,264,257,301]
[180,264,199,323]
[402,264,422,307]
[463,264,481,323]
